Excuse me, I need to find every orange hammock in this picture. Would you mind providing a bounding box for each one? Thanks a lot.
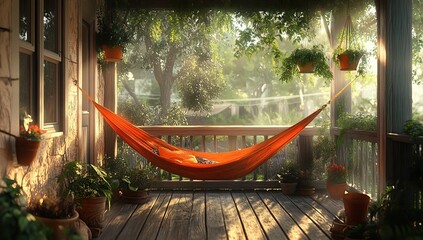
[78,81,351,180]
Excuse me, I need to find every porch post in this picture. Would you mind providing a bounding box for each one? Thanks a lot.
[376,0,413,193]
[103,62,117,158]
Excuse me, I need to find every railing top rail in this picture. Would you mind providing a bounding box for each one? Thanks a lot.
[140,125,322,136]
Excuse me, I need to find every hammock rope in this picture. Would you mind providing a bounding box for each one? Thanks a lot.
[76,77,355,180]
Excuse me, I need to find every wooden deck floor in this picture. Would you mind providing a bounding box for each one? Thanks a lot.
[96,190,343,240]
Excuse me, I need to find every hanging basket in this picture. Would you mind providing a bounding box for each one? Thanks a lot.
[343,192,370,225]
[101,45,123,62]
[337,53,361,71]
[15,137,41,166]
[297,63,315,73]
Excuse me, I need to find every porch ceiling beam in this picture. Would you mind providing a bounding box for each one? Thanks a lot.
[122,0,335,11]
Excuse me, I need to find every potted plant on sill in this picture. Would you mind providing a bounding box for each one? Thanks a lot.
[326,163,347,200]
[280,45,333,83]
[120,163,156,204]
[96,8,133,62]
[276,160,299,195]
[0,178,51,240]
[58,161,112,238]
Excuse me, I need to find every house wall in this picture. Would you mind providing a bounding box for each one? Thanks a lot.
[0,0,104,201]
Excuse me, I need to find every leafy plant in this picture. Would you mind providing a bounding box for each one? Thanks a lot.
[312,135,336,180]
[276,160,299,183]
[102,155,128,190]
[96,8,133,53]
[403,119,423,141]
[337,112,377,132]
[122,163,156,191]
[0,178,50,240]
[58,161,112,208]
[279,45,333,83]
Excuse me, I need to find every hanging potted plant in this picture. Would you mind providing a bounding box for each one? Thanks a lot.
[280,45,333,83]
[326,163,347,199]
[96,7,133,62]
[15,113,46,166]
[276,160,299,195]
[332,15,365,71]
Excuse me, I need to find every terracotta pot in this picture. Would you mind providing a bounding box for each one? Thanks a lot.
[121,189,149,204]
[35,211,79,240]
[343,192,370,225]
[77,197,106,237]
[101,45,123,62]
[330,218,347,240]
[297,63,315,73]
[337,53,361,71]
[15,137,41,166]
[326,182,347,200]
[280,182,297,195]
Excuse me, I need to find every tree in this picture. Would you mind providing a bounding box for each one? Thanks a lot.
[124,10,230,118]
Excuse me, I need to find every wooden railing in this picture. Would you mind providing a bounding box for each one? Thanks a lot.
[333,128,379,198]
[135,125,321,189]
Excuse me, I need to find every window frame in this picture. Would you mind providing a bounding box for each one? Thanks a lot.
[19,0,64,135]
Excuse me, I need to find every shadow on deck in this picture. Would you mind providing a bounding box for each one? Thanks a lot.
[96,190,343,240]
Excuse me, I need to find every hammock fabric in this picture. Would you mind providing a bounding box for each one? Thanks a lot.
[78,81,353,180]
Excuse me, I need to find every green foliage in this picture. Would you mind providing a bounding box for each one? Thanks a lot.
[96,8,133,52]
[276,160,299,183]
[58,161,112,209]
[368,184,423,239]
[159,104,188,125]
[122,164,156,191]
[118,98,156,126]
[403,119,423,141]
[0,178,51,240]
[312,135,336,180]
[176,56,225,113]
[337,112,377,132]
[279,45,333,83]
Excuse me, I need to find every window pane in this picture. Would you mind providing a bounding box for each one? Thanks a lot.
[19,0,32,42]
[44,0,58,52]
[44,61,57,124]
[19,53,35,118]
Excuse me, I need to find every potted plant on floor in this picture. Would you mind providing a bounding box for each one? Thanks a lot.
[276,160,299,195]
[58,161,112,237]
[326,163,347,200]
[0,178,50,240]
[280,45,333,83]
[102,155,128,200]
[120,162,156,204]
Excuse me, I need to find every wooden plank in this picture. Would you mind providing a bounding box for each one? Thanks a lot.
[311,194,344,216]
[287,195,333,238]
[301,196,340,223]
[150,180,280,190]
[98,202,138,240]
[259,191,307,240]
[117,193,159,240]
[188,192,207,240]
[231,192,267,240]
[206,192,227,240]
[156,192,193,240]
[220,192,246,240]
[245,192,287,240]
[137,192,172,239]
[273,193,330,239]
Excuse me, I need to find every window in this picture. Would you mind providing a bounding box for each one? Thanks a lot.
[19,0,63,133]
